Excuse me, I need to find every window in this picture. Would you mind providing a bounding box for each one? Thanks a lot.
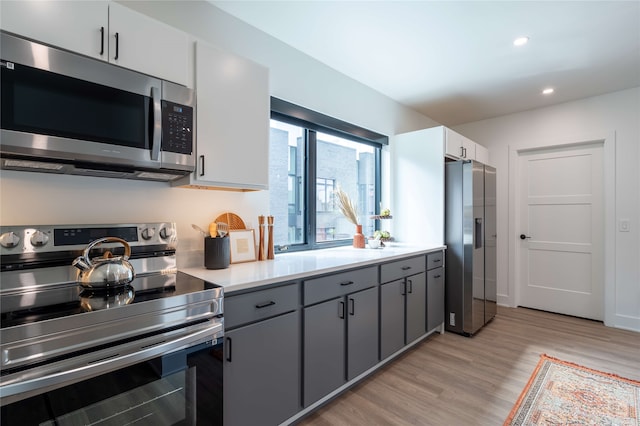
[268,98,388,252]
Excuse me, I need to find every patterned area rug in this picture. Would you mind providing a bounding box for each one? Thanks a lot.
[505,354,640,425]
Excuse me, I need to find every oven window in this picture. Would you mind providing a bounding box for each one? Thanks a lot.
[1,63,150,149]
[1,341,222,426]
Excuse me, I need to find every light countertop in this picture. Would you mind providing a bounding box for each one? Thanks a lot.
[180,243,445,294]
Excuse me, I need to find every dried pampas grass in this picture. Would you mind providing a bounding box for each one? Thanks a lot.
[335,187,359,225]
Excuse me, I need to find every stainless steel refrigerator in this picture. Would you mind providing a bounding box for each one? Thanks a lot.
[445,160,496,336]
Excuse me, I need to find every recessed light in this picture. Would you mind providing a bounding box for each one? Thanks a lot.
[542,88,555,95]
[513,36,529,46]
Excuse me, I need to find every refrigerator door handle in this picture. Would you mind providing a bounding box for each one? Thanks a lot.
[475,218,483,249]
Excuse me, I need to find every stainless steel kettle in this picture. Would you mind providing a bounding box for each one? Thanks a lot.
[73,237,135,288]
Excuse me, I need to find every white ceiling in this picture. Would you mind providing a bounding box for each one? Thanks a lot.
[212,1,640,126]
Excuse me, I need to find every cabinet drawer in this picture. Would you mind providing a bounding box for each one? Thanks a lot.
[427,251,444,270]
[380,256,425,283]
[225,283,299,329]
[304,267,377,306]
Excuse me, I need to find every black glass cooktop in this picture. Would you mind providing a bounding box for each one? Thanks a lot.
[1,272,220,329]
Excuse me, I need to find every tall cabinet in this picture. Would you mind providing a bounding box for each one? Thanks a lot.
[393,125,491,245]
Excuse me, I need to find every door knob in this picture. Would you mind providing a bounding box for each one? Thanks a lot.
[520,234,531,240]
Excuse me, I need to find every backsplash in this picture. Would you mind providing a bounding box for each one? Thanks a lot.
[0,170,268,254]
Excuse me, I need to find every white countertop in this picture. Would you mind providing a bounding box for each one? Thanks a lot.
[180,244,444,294]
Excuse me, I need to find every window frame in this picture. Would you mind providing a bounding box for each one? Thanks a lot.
[270,98,387,253]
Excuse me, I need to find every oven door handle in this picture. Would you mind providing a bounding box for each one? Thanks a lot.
[150,85,161,161]
[0,321,223,403]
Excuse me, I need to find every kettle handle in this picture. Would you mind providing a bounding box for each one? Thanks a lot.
[82,237,132,265]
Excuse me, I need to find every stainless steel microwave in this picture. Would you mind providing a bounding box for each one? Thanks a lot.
[0,32,195,182]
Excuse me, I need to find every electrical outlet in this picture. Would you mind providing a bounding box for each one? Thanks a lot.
[449,312,456,326]
[619,219,630,232]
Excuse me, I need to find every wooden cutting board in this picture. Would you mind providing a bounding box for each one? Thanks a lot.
[214,212,246,230]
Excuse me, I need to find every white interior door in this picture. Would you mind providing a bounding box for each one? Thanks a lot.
[518,143,604,320]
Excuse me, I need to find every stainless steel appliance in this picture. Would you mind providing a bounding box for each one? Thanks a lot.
[0,222,223,425]
[445,160,497,335]
[0,32,195,181]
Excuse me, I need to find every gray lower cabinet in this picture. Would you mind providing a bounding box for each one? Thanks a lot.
[346,286,379,380]
[427,266,445,331]
[303,298,345,407]
[304,286,379,407]
[380,279,405,359]
[380,271,427,360]
[224,283,300,426]
[406,272,427,343]
[224,311,300,426]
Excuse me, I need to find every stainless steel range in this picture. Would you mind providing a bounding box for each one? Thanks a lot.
[0,222,223,425]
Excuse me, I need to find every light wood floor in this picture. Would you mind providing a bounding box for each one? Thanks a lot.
[296,306,640,426]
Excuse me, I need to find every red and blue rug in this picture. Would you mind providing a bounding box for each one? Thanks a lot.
[505,354,640,425]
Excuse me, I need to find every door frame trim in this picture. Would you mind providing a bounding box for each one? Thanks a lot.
[507,132,616,326]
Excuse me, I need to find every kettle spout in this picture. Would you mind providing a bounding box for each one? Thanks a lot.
[72,256,91,271]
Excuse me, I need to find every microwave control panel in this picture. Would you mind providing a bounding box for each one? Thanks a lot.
[161,100,193,154]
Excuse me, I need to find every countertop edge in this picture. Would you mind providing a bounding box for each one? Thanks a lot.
[180,244,445,294]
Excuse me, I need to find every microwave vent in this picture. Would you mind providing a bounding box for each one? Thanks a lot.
[2,159,66,171]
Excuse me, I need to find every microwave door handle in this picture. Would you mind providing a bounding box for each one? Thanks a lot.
[151,86,161,161]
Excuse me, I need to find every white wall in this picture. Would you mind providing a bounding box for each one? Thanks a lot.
[0,1,436,263]
[454,87,640,332]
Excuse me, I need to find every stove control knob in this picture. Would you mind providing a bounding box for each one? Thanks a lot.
[0,232,21,248]
[141,228,155,240]
[159,227,174,239]
[30,230,50,247]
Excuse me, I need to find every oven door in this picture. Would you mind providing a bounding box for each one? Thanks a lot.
[0,325,223,426]
[0,32,163,170]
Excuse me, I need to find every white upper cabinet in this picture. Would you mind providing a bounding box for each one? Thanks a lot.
[444,127,489,163]
[445,127,474,160]
[1,1,109,60]
[108,3,188,86]
[173,41,269,191]
[0,1,189,86]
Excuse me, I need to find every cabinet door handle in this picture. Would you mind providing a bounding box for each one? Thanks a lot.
[225,337,232,362]
[340,280,354,286]
[401,282,407,296]
[349,298,355,316]
[401,266,412,271]
[433,274,442,279]
[408,279,413,294]
[99,27,104,56]
[114,32,119,60]
[199,155,205,176]
[255,301,275,309]
[339,301,345,319]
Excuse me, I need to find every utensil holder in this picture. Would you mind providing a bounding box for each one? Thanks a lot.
[204,236,230,269]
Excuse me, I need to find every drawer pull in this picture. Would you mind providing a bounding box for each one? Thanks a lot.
[340,280,355,286]
[255,301,276,309]
[432,259,441,263]
[401,266,412,271]
[433,274,442,279]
